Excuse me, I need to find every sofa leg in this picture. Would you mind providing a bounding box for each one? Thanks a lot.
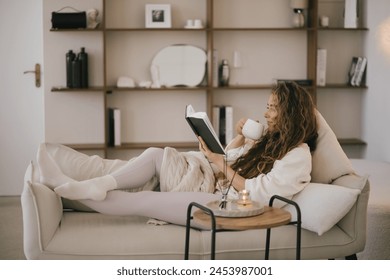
[328,254,358,260]
[345,254,357,260]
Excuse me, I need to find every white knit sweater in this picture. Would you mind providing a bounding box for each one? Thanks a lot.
[226,142,312,207]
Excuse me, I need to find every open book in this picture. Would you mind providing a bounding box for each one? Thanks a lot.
[185,104,225,154]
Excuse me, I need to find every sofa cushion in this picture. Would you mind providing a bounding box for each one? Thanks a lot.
[284,182,361,236]
[25,160,40,184]
[43,143,128,180]
[311,111,354,184]
[22,162,63,254]
[332,173,369,192]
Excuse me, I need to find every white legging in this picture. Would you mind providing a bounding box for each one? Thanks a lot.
[81,190,219,226]
[80,147,220,226]
[111,147,164,189]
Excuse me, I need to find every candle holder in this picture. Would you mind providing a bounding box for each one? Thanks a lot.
[216,155,237,210]
[237,189,252,206]
[217,178,230,210]
[206,158,264,217]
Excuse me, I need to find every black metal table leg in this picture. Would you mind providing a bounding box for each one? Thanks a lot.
[266,195,302,260]
[265,228,272,259]
[185,202,217,260]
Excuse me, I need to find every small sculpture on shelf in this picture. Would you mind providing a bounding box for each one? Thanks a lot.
[87,8,100,29]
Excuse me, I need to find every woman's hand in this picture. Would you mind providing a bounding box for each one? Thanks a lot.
[236,118,247,135]
[224,118,247,151]
[199,136,246,192]
[198,136,224,165]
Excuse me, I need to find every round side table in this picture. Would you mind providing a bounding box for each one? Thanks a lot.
[193,205,291,230]
[184,195,301,260]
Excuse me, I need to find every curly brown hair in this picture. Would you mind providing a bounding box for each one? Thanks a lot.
[231,82,318,178]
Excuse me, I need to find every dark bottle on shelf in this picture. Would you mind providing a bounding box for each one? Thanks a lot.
[219,59,230,87]
[72,56,81,88]
[66,50,75,88]
[79,47,89,88]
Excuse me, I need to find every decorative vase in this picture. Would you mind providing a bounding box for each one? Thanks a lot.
[290,0,308,28]
[292,10,305,28]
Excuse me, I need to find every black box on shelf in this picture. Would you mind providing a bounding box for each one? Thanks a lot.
[52,11,86,29]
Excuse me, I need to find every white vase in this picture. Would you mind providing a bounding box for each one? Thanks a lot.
[292,11,305,28]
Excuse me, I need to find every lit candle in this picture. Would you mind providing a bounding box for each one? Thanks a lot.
[237,189,251,205]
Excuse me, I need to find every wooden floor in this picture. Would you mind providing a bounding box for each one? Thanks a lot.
[0,196,26,260]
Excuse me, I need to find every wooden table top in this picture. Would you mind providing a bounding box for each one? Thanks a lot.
[193,206,291,230]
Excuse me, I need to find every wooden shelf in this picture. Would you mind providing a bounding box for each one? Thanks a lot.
[317,27,369,31]
[105,28,207,32]
[338,138,367,146]
[108,142,198,150]
[50,28,104,32]
[317,84,368,89]
[52,86,208,93]
[212,27,313,31]
[51,86,105,92]
[213,85,274,90]
[105,86,209,93]
[66,140,366,151]
[66,142,199,152]
[65,143,106,150]
[212,84,314,90]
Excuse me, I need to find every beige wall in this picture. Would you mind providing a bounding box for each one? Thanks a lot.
[363,0,390,161]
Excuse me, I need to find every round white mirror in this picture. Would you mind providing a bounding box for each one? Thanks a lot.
[151,45,207,87]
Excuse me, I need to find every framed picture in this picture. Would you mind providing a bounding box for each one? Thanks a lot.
[145,4,172,28]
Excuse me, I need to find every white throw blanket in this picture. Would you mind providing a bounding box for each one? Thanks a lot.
[159,147,216,193]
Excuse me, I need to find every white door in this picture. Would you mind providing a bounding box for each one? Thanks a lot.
[0,0,44,195]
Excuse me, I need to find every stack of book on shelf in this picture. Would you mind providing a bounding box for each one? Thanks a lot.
[348,56,367,86]
[316,49,327,86]
[212,106,233,146]
[108,108,121,147]
[277,79,313,86]
[344,0,358,28]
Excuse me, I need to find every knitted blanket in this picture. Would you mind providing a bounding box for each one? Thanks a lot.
[159,147,215,193]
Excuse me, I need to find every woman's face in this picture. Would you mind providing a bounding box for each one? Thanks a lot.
[264,93,278,132]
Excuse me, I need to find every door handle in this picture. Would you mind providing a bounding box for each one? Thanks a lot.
[23,63,41,88]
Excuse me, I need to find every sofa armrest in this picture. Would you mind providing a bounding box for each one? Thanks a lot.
[21,180,63,259]
[332,174,370,244]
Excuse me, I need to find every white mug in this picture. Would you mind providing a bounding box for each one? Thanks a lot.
[194,19,203,28]
[242,119,264,140]
[185,19,194,28]
[320,16,329,27]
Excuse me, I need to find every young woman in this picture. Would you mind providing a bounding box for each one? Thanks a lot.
[37,81,318,225]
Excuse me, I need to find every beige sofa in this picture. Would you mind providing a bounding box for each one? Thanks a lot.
[21,112,370,259]
[351,159,390,260]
